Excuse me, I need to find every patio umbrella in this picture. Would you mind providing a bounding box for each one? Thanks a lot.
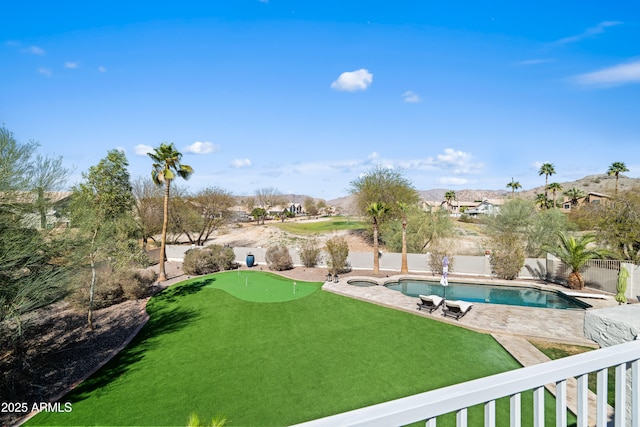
[440,255,449,299]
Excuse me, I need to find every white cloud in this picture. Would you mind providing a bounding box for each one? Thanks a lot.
[38,67,52,77]
[134,144,154,156]
[402,91,421,103]
[434,148,483,174]
[331,68,373,92]
[98,66,107,73]
[25,45,45,55]
[183,141,220,154]
[554,21,622,44]
[573,60,640,87]
[231,158,252,168]
[64,61,79,69]
[367,152,379,161]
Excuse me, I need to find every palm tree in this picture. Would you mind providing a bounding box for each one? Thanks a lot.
[542,232,615,290]
[534,193,551,209]
[547,182,563,208]
[366,202,389,274]
[149,143,194,282]
[443,190,456,214]
[538,163,555,199]
[506,178,522,194]
[607,161,629,195]
[564,187,585,207]
[397,202,409,274]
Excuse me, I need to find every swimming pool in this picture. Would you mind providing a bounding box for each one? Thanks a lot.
[348,279,590,310]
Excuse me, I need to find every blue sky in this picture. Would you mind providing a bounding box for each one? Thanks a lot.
[2,1,639,200]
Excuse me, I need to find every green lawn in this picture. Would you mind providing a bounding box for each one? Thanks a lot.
[274,216,366,235]
[29,271,573,426]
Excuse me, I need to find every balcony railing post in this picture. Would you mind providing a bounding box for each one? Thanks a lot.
[597,368,608,426]
[576,374,589,427]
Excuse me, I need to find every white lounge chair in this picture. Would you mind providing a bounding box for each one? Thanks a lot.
[442,300,473,320]
[417,295,444,313]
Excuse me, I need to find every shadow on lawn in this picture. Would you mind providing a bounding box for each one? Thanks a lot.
[68,303,200,403]
[152,277,215,304]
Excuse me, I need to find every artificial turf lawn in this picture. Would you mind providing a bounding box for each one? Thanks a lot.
[29,271,574,426]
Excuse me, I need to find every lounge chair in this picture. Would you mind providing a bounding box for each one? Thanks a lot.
[417,295,444,313]
[442,300,473,320]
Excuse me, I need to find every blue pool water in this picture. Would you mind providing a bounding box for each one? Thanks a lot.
[349,279,590,310]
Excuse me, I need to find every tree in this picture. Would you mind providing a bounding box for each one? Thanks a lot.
[534,193,552,210]
[486,198,536,279]
[538,162,555,200]
[547,182,563,208]
[366,202,389,274]
[70,149,137,329]
[444,190,456,210]
[0,126,36,192]
[255,187,284,211]
[383,205,454,254]
[0,128,68,344]
[131,176,164,248]
[586,190,640,260]
[564,187,585,207]
[349,166,419,273]
[607,161,629,195]
[148,143,194,282]
[170,187,234,246]
[251,207,267,225]
[29,154,73,229]
[506,178,522,194]
[542,232,616,290]
[304,197,319,216]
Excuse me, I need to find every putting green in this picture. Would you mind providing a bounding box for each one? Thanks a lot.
[192,270,321,302]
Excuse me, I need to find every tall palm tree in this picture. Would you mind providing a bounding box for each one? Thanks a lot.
[607,161,629,195]
[506,178,522,194]
[564,187,585,207]
[543,232,615,290]
[149,143,194,282]
[547,182,562,208]
[538,162,555,199]
[366,202,389,274]
[397,202,409,274]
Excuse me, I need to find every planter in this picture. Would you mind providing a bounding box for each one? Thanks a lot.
[246,254,255,267]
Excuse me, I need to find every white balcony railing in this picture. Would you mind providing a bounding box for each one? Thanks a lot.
[293,339,640,427]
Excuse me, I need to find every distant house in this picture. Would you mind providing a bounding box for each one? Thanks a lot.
[422,199,503,217]
[464,199,502,217]
[560,191,610,211]
[287,203,303,215]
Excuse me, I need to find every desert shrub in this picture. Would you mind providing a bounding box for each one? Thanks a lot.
[265,245,293,271]
[120,268,158,299]
[67,267,159,309]
[299,237,322,267]
[182,244,236,275]
[67,270,123,310]
[325,236,350,274]
[489,232,525,280]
